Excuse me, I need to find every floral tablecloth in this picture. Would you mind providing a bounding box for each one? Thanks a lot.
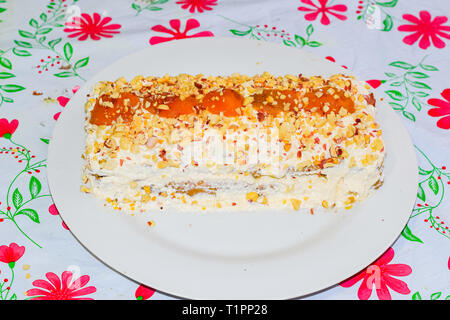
[0,0,449,301]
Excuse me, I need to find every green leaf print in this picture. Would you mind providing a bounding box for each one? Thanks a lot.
[0,57,12,69]
[131,0,168,15]
[385,90,406,101]
[230,29,252,36]
[375,0,398,7]
[54,71,75,78]
[430,292,442,300]
[29,176,42,199]
[381,15,393,31]
[417,184,426,202]
[412,292,422,300]
[428,176,439,195]
[0,84,25,93]
[0,72,15,79]
[63,42,73,61]
[389,61,414,70]
[48,38,62,49]
[419,63,439,71]
[15,209,40,223]
[401,225,423,243]
[12,188,23,209]
[73,57,89,70]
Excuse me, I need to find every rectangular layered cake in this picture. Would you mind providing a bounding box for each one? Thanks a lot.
[81,72,385,212]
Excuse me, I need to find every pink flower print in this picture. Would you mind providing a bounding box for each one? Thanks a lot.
[64,13,121,41]
[340,248,412,300]
[26,271,96,300]
[398,11,450,49]
[298,0,347,26]
[427,89,450,130]
[176,0,218,13]
[54,85,80,120]
[149,19,214,45]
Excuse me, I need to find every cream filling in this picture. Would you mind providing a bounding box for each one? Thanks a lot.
[85,154,384,211]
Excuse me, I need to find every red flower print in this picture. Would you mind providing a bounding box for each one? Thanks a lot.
[366,79,386,89]
[54,85,80,121]
[26,271,96,300]
[340,248,412,300]
[0,118,19,140]
[298,0,347,26]
[48,204,69,230]
[427,89,450,130]
[398,11,450,49]
[325,56,347,69]
[0,243,25,268]
[135,284,155,300]
[48,204,59,216]
[64,13,121,41]
[149,19,214,45]
[176,0,217,13]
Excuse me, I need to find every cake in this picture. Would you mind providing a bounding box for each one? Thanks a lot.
[81,72,385,212]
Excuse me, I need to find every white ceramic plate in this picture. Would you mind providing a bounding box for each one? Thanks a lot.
[47,38,418,299]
